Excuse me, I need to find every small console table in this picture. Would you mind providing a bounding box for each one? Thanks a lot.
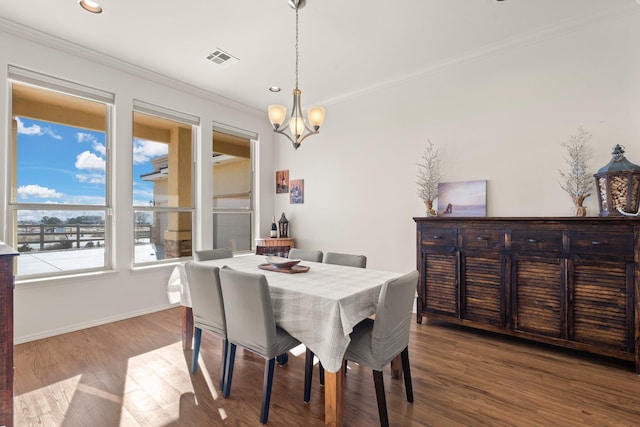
[255,237,295,257]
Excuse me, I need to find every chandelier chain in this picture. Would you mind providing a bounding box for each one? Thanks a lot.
[295,5,299,89]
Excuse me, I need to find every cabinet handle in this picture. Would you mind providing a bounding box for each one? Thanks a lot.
[591,241,604,245]
[432,235,441,240]
[476,236,487,241]
[526,238,539,243]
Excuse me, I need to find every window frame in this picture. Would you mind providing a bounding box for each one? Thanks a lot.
[211,123,256,254]
[132,100,198,267]
[6,66,114,280]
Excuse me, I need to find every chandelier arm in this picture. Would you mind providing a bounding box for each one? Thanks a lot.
[291,88,316,133]
[273,127,302,150]
[295,128,319,144]
[277,129,318,150]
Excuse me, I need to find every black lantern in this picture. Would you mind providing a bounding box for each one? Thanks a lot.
[593,144,640,216]
[278,212,289,238]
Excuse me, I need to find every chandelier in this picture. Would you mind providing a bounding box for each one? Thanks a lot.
[268,0,325,150]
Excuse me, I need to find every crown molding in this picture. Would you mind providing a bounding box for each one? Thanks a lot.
[0,17,263,117]
[318,2,640,107]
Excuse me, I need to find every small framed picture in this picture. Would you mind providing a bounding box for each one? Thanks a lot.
[290,179,304,204]
[276,170,289,194]
[437,180,487,217]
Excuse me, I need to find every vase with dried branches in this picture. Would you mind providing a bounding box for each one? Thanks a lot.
[558,127,593,216]
[417,139,444,216]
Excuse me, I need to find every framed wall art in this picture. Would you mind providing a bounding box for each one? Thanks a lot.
[276,170,289,194]
[290,179,304,204]
[437,180,487,216]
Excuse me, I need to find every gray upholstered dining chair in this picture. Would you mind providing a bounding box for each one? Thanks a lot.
[184,262,229,390]
[288,247,323,263]
[194,248,233,261]
[343,270,419,427]
[219,268,306,424]
[324,251,367,268]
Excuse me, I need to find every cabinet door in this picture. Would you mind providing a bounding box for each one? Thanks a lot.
[461,253,504,326]
[512,256,564,338]
[570,260,633,352]
[460,227,505,326]
[422,251,458,317]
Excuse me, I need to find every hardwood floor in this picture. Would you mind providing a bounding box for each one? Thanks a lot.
[13,308,640,426]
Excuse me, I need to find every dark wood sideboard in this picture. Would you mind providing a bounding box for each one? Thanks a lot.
[0,243,18,427]
[414,217,640,373]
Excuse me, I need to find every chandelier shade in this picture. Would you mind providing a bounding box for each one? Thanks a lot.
[268,0,325,150]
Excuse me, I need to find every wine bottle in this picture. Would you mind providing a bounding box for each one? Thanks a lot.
[270,216,277,238]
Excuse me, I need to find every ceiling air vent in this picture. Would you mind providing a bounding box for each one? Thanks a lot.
[206,49,239,67]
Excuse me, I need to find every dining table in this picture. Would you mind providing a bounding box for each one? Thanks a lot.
[167,254,404,427]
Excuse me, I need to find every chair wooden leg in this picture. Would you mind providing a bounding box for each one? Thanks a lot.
[400,347,414,403]
[372,370,389,427]
[220,338,229,390]
[222,343,236,398]
[304,348,314,402]
[191,327,202,374]
[260,358,276,424]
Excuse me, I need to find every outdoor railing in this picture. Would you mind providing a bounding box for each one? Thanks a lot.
[16,224,153,252]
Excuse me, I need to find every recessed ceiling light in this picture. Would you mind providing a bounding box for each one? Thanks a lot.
[79,0,103,14]
[269,86,281,93]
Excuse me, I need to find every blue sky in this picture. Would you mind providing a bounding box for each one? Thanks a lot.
[16,117,168,211]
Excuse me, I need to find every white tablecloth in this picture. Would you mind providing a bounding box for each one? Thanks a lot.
[167,254,402,372]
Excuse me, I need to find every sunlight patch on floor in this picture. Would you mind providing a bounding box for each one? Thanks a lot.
[195,356,221,400]
[76,383,123,404]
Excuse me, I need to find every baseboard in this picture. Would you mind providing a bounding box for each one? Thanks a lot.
[14,303,177,344]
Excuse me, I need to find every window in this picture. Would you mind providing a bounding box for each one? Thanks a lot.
[8,67,114,278]
[132,101,197,265]
[212,126,255,253]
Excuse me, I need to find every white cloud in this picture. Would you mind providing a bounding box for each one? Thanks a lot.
[75,173,105,184]
[133,139,168,164]
[92,141,106,156]
[75,150,105,171]
[16,117,41,135]
[15,117,62,139]
[76,132,96,143]
[17,184,63,199]
[77,132,105,155]
[64,195,106,205]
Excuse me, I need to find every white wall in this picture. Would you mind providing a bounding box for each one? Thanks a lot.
[2,9,639,343]
[274,11,640,273]
[0,28,276,343]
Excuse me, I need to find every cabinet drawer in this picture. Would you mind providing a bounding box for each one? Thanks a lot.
[568,231,634,258]
[420,225,457,247]
[461,228,504,251]
[511,229,562,253]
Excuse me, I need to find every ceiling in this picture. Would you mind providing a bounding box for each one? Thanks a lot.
[0,1,636,113]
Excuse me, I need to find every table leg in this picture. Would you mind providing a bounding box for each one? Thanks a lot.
[182,306,194,350]
[390,353,402,379]
[324,365,344,427]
